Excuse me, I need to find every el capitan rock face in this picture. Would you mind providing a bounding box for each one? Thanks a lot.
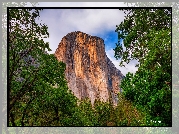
[54,31,124,105]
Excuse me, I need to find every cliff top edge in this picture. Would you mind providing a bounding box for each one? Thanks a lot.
[64,31,104,42]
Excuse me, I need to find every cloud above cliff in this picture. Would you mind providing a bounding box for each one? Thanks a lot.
[32,2,139,75]
[38,8,125,53]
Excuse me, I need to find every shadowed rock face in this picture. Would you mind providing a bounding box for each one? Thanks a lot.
[54,31,124,105]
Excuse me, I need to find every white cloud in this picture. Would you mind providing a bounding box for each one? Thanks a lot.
[37,9,125,54]
[106,48,139,76]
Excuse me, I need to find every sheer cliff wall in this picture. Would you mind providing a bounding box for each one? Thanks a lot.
[54,31,124,105]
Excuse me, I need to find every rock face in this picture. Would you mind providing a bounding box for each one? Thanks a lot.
[54,31,124,105]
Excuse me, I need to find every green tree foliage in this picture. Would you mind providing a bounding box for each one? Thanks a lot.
[114,93,146,126]
[75,98,97,126]
[93,99,111,126]
[114,8,171,126]
[8,8,79,126]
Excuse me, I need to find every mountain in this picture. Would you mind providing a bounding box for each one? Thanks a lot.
[54,31,124,105]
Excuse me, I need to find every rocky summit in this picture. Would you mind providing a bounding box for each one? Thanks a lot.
[54,31,124,105]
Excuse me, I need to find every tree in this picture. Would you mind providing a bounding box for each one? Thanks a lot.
[93,99,111,126]
[114,93,146,126]
[8,8,79,126]
[8,8,50,126]
[114,8,171,126]
[75,98,97,126]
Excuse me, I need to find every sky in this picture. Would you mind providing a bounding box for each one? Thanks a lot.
[29,2,139,76]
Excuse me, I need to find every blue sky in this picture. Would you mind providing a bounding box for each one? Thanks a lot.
[94,30,119,51]
[31,3,139,76]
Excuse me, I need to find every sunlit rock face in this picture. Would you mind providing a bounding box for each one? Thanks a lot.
[54,31,124,105]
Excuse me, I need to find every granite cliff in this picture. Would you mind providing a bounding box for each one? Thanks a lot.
[54,31,124,105]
